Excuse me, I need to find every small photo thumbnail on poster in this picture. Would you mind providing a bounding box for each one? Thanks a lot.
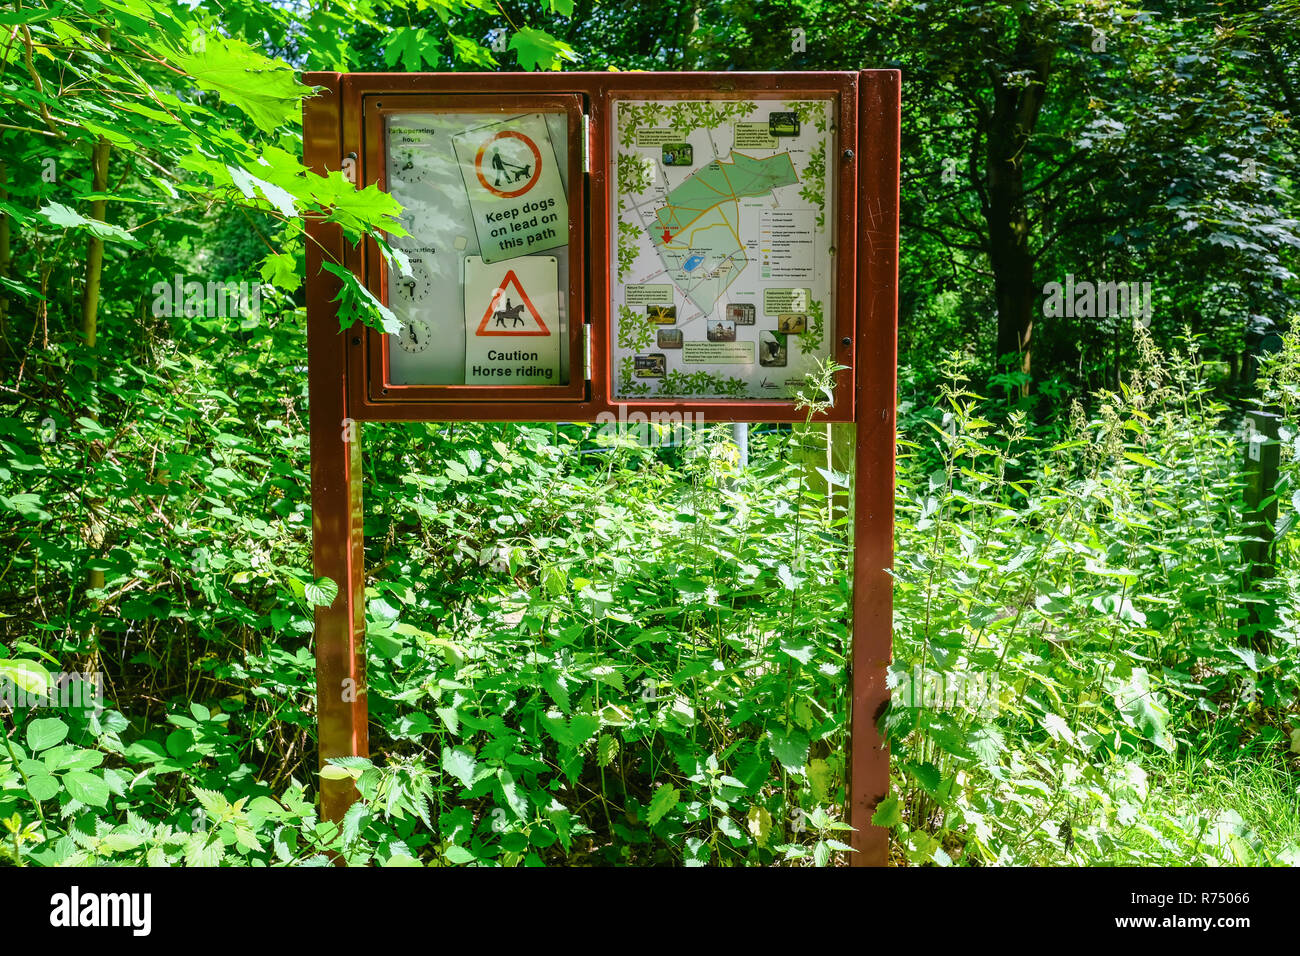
[707,318,737,342]
[727,303,756,325]
[662,143,694,166]
[759,331,787,367]
[777,313,807,334]
[657,328,684,349]
[647,304,677,325]
[635,353,667,378]
[768,112,800,137]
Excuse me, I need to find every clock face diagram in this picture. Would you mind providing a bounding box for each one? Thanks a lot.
[390,146,431,185]
[393,272,432,306]
[397,318,432,353]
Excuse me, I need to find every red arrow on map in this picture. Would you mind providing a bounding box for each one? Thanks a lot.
[661,228,672,243]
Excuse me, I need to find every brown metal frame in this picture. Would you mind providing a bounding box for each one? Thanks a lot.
[303,69,898,865]
[332,71,858,424]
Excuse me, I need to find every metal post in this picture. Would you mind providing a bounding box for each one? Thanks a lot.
[848,69,899,867]
[304,74,369,825]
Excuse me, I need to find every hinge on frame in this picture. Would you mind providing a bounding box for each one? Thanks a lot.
[583,323,591,382]
[581,113,590,174]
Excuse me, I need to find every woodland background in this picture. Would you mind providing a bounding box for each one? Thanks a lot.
[0,0,1297,866]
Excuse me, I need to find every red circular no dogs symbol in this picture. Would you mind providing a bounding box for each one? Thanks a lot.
[474,130,542,199]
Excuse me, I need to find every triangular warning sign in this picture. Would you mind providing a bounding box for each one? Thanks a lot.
[474,270,551,336]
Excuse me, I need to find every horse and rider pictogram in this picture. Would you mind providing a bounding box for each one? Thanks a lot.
[492,297,528,328]
[474,269,551,336]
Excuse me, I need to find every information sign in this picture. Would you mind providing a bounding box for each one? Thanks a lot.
[609,97,838,401]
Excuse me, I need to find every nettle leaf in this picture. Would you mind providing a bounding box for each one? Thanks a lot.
[497,769,529,820]
[778,636,815,664]
[871,794,901,828]
[776,563,804,590]
[597,734,619,768]
[1122,451,1163,469]
[341,801,368,846]
[966,724,1005,766]
[441,746,477,788]
[541,668,570,713]
[646,783,680,826]
[767,725,809,772]
[186,833,224,867]
[1041,712,1077,748]
[193,787,230,818]
[717,815,743,840]
[569,713,600,749]
[545,710,600,752]
[435,706,459,734]
[903,760,943,795]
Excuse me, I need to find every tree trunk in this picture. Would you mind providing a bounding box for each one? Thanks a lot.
[80,28,112,349]
[0,161,9,335]
[983,29,1053,385]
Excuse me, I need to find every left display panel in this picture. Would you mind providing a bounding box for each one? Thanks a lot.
[362,94,587,402]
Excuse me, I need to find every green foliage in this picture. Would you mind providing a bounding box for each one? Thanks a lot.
[1,0,1297,870]
[0,298,863,865]
[886,331,1300,865]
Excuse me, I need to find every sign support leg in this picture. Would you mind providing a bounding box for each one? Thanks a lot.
[848,417,893,866]
[848,68,900,867]
[307,416,368,823]
[305,73,368,825]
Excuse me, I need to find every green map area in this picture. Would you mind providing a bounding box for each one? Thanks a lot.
[649,151,799,313]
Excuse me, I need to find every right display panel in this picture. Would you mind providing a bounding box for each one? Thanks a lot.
[608,94,838,402]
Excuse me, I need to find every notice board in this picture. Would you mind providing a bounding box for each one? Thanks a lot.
[303,70,899,865]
